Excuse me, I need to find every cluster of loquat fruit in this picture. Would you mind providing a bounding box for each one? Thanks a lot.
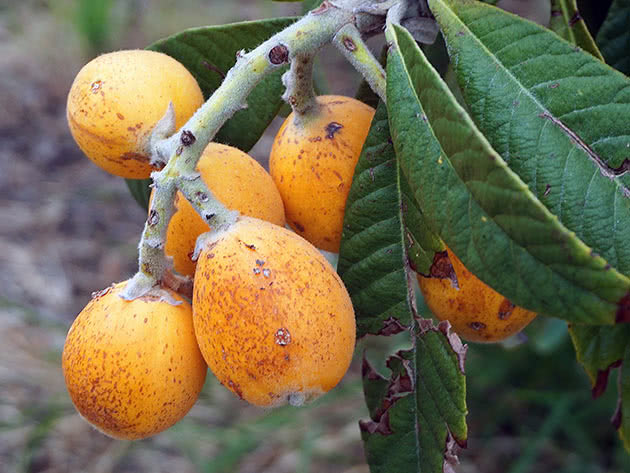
[62,49,535,440]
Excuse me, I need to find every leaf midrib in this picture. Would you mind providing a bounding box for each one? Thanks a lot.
[390,23,627,318]
[433,0,630,196]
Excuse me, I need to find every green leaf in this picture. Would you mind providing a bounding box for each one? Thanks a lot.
[339,103,441,337]
[125,178,152,211]
[430,0,630,277]
[386,22,630,324]
[339,103,467,472]
[549,0,604,60]
[361,322,467,473]
[148,18,297,152]
[337,103,414,337]
[597,0,630,75]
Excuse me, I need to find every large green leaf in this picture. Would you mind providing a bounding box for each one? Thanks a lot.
[339,103,467,472]
[386,23,630,324]
[430,0,630,277]
[597,0,630,75]
[148,18,296,152]
[361,321,467,473]
[549,0,604,60]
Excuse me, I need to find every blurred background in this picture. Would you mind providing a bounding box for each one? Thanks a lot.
[0,0,628,472]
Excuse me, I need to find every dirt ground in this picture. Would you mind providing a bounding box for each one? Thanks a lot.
[0,2,373,472]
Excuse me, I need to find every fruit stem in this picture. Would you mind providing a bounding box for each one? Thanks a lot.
[126,0,402,299]
[175,172,240,233]
[282,52,318,118]
[333,24,386,103]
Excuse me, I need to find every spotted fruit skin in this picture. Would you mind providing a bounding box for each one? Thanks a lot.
[159,142,286,277]
[269,95,375,252]
[417,248,537,343]
[62,282,207,439]
[67,50,204,178]
[193,217,356,407]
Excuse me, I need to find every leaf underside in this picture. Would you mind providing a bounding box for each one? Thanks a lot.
[339,103,441,338]
[340,103,467,472]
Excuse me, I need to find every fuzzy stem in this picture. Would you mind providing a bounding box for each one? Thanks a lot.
[121,175,177,300]
[333,24,387,103]
[123,0,383,299]
[282,53,318,117]
[175,173,240,230]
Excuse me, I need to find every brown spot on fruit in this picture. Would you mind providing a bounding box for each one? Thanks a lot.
[469,321,486,331]
[275,328,292,346]
[498,299,515,320]
[418,247,537,343]
[429,251,458,288]
[325,122,343,139]
[293,220,306,233]
[90,80,102,93]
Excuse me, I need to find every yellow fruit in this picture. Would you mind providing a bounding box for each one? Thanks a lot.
[417,248,537,343]
[62,281,207,439]
[67,50,204,178]
[193,217,356,407]
[269,95,375,252]
[156,142,285,277]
